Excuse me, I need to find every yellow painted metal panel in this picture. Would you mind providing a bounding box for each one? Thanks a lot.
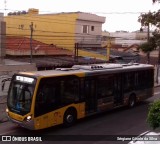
[34,103,85,130]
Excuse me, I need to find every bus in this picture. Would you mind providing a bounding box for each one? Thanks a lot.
[6,63,154,130]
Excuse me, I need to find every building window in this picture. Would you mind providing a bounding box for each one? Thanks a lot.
[18,24,24,29]
[91,26,94,31]
[82,25,89,34]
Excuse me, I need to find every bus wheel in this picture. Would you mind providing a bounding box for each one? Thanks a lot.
[63,109,77,127]
[128,95,136,108]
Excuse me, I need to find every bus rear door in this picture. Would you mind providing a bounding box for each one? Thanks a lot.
[114,74,123,107]
[85,79,97,114]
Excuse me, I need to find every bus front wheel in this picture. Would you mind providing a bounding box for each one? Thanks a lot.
[63,109,77,127]
[128,95,136,108]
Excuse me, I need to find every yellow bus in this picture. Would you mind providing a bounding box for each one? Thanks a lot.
[6,63,154,130]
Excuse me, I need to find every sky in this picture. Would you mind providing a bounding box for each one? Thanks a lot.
[0,0,159,32]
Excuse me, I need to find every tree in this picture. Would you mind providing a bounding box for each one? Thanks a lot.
[147,100,160,130]
[138,37,156,63]
[138,11,156,27]
[138,7,160,63]
[138,8,160,39]
[146,0,160,131]
[152,0,160,3]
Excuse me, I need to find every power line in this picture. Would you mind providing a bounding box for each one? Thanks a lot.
[95,11,158,14]
[6,26,103,37]
[3,10,148,27]
[5,15,103,29]
[0,8,152,15]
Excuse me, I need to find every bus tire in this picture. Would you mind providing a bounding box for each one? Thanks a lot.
[128,94,136,108]
[63,108,77,127]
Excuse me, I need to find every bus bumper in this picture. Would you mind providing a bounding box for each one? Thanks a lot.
[8,116,35,130]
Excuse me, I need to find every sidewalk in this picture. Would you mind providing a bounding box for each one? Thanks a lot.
[0,95,8,123]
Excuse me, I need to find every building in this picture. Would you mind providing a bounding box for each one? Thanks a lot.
[135,31,152,40]
[0,13,6,64]
[102,31,147,49]
[6,36,73,56]
[4,9,106,59]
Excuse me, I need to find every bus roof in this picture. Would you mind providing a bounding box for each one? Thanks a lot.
[19,63,154,77]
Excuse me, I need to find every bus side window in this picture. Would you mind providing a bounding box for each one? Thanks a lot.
[61,78,79,105]
[80,79,85,101]
[124,73,134,92]
[97,75,113,99]
[35,81,57,117]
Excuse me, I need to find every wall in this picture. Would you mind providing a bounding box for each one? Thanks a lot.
[75,13,105,48]
[4,11,107,60]
[135,32,152,40]
[4,12,78,51]
[0,62,37,96]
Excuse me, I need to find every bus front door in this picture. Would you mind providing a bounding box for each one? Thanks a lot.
[114,75,123,106]
[85,80,97,114]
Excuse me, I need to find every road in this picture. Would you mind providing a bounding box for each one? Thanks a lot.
[0,87,160,144]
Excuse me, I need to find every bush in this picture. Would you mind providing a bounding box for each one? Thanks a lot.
[147,100,160,130]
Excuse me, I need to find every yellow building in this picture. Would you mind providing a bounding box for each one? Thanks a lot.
[4,9,107,60]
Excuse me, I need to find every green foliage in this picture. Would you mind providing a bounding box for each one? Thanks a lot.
[147,100,160,130]
[139,42,152,53]
[139,37,156,53]
[138,12,156,27]
[153,31,160,43]
[138,37,156,63]
[138,10,160,29]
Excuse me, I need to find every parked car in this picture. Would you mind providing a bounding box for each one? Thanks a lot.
[128,131,160,144]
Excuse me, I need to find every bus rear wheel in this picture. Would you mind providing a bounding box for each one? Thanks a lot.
[128,95,136,108]
[63,109,77,127]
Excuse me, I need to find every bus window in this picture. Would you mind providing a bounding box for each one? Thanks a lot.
[97,75,114,99]
[35,80,59,117]
[61,78,79,105]
[135,69,154,90]
[35,76,79,117]
[124,72,135,92]
[8,82,34,115]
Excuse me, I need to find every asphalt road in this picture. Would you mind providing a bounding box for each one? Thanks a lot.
[0,87,160,144]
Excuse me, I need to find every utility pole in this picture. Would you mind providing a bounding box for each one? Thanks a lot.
[74,43,78,63]
[106,33,111,62]
[147,22,150,64]
[4,0,7,16]
[156,39,160,84]
[30,22,34,63]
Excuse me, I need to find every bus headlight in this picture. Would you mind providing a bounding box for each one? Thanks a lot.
[24,115,32,122]
[6,108,9,113]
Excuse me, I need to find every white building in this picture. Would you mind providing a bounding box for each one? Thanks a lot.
[102,31,149,47]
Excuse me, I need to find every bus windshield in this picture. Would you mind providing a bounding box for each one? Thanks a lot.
[7,75,36,115]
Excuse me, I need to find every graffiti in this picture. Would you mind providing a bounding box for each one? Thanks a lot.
[1,77,11,91]
[0,75,12,96]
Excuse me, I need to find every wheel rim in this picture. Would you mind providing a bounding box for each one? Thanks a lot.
[66,114,74,123]
[129,96,135,107]
[130,99,134,107]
